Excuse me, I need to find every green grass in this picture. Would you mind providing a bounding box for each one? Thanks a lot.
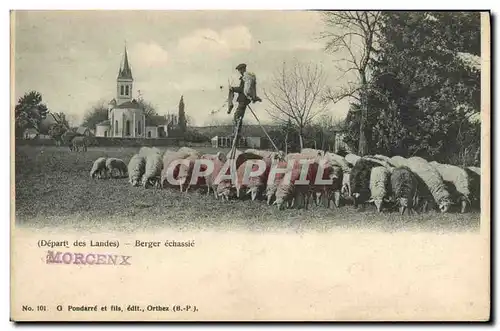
[14,145,480,233]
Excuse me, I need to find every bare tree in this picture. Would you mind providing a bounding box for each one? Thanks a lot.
[264,60,327,149]
[320,11,382,156]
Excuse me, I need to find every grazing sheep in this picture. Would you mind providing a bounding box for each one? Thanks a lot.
[138,146,151,157]
[344,153,361,167]
[390,166,419,215]
[142,151,164,188]
[468,166,481,176]
[389,156,409,168]
[178,147,201,158]
[341,172,351,197]
[201,152,227,198]
[235,156,271,201]
[127,154,146,187]
[274,159,318,210]
[265,160,289,205]
[179,153,203,192]
[300,148,325,157]
[367,166,392,212]
[90,157,107,179]
[429,161,473,213]
[407,157,452,213]
[105,158,128,178]
[464,167,481,210]
[325,152,352,173]
[372,154,392,163]
[160,150,192,189]
[71,136,88,152]
[349,158,382,207]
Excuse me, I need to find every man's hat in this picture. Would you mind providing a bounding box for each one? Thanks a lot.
[235,63,247,71]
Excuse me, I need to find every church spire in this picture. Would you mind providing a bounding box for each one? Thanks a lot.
[118,44,133,80]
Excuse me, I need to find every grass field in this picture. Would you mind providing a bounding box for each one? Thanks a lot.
[14,145,481,233]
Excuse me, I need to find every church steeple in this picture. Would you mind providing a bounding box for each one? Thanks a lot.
[118,45,133,80]
[116,44,133,104]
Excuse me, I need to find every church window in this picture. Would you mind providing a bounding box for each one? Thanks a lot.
[125,85,129,95]
[138,121,141,135]
[148,131,151,138]
[125,120,131,136]
[115,120,119,134]
[121,85,124,95]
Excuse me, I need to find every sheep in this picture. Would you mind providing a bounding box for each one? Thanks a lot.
[429,161,473,213]
[349,158,382,208]
[389,156,409,168]
[71,136,88,152]
[265,160,289,205]
[105,158,128,178]
[160,150,192,189]
[178,147,201,158]
[235,155,272,201]
[138,146,151,157]
[367,166,392,212]
[306,156,343,208]
[344,153,361,167]
[179,153,203,192]
[464,167,481,210]
[406,157,452,213]
[274,158,319,210]
[300,148,325,157]
[372,154,392,163]
[127,154,146,187]
[324,152,352,173]
[390,166,419,215]
[245,149,286,162]
[200,152,227,198]
[468,166,481,176]
[90,157,107,179]
[142,150,164,189]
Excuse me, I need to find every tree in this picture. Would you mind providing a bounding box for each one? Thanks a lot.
[178,95,187,135]
[341,12,480,164]
[264,60,327,149]
[320,11,382,155]
[136,98,158,118]
[82,101,108,130]
[15,91,49,138]
[47,112,71,145]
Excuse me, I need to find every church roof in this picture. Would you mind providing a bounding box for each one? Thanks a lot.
[96,120,110,127]
[117,46,133,80]
[115,100,141,109]
[146,115,169,126]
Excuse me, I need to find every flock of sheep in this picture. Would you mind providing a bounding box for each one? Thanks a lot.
[89,146,481,215]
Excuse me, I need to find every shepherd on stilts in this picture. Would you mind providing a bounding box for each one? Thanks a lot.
[227,63,262,159]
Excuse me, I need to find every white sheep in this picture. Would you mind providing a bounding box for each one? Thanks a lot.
[142,150,163,188]
[324,152,352,173]
[177,147,201,158]
[344,153,361,167]
[105,158,128,178]
[127,154,146,187]
[468,166,481,176]
[90,157,107,179]
[300,148,325,157]
[429,161,473,213]
[367,166,392,212]
[160,150,191,189]
[389,155,409,168]
[407,157,453,212]
[391,166,419,215]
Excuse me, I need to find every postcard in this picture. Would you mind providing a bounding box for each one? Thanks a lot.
[10,10,490,321]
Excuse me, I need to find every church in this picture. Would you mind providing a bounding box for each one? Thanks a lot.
[95,47,176,138]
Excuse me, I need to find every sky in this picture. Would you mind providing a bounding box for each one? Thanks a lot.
[13,10,353,127]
